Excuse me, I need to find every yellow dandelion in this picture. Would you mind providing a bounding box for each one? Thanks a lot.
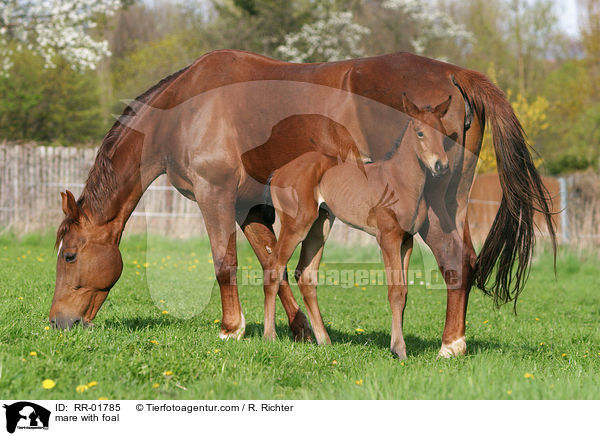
[149,340,159,345]
[353,283,359,287]
[483,320,489,324]
[163,370,173,377]
[535,317,540,321]
[539,342,545,346]
[42,379,56,390]
[44,326,50,331]
[507,390,512,395]
[152,383,160,389]
[161,310,169,315]
[400,362,405,366]
[21,358,27,362]
[361,287,366,291]
[524,373,534,379]
[143,262,149,268]
[133,260,138,264]
[17,297,23,300]
[135,271,140,275]
[76,384,89,393]
[87,381,97,388]
[332,360,338,365]
[214,349,220,353]
[208,259,213,264]
[355,328,364,333]
[29,351,37,357]
[98,397,109,400]
[561,353,567,357]
[214,319,220,324]
[355,379,363,385]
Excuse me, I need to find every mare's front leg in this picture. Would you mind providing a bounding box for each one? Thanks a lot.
[294,207,335,345]
[195,183,245,340]
[376,210,412,360]
[237,205,312,342]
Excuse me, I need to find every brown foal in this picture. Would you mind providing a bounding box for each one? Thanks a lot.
[264,94,452,358]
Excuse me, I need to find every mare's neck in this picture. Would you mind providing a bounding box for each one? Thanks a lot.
[81,131,164,243]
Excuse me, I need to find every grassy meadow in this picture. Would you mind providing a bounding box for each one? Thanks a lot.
[0,233,598,400]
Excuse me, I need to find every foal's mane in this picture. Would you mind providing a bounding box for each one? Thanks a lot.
[56,64,191,247]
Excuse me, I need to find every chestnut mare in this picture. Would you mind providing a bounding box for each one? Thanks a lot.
[50,50,555,358]
[265,93,452,358]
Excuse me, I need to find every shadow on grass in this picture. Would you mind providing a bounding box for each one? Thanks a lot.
[244,321,504,357]
[103,316,179,330]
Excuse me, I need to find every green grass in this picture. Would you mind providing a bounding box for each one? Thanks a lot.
[0,233,599,400]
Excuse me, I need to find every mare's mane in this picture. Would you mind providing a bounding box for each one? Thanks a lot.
[56,64,191,247]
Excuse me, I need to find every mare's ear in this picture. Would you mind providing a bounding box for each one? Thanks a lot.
[61,190,80,220]
[401,92,420,118]
[434,95,452,117]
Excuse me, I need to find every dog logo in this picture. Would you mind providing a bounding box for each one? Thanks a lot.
[3,402,50,433]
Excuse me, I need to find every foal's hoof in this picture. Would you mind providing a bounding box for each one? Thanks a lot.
[391,348,408,361]
[289,310,313,342]
[219,313,246,341]
[437,336,466,358]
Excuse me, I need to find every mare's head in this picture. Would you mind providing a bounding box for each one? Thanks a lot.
[401,93,451,177]
[49,190,123,328]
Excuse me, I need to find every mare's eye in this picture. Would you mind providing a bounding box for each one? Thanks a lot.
[64,252,77,263]
[417,131,424,138]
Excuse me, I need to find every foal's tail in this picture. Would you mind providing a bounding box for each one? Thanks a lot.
[451,69,556,309]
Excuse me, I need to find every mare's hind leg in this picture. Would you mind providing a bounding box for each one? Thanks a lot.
[237,205,312,342]
[195,184,245,340]
[420,217,477,358]
[294,207,335,345]
[376,210,412,360]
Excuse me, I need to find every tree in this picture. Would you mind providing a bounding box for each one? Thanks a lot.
[0,49,104,143]
[276,10,370,62]
[0,0,121,73]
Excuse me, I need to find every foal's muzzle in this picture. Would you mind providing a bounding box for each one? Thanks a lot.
[432,159,449,177]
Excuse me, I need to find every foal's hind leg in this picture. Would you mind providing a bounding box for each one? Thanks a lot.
[263,202,320,340]
[294,207,334,345]
[238,205,312,342]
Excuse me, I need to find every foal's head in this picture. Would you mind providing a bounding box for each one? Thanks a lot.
[401,93,451,177]
[50,191,123,329]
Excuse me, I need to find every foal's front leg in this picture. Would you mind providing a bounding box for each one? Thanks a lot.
[377,211,412,360]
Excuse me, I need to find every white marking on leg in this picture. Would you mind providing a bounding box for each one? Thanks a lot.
[219,312,246,341]
[438,336,466,358]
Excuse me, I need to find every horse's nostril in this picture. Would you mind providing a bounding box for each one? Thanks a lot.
[435,160,443,173]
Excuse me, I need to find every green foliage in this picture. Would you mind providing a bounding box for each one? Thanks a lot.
[0,49,104,144]
[546,154,595,176]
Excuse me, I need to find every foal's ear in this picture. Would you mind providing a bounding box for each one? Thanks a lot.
[401,92,420,118]
[61,190,80,219]
[434,95,452,117]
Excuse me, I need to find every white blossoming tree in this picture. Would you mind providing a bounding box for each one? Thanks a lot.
[276,10,370,63]
[382,0,472,55]
[0,0,121,72]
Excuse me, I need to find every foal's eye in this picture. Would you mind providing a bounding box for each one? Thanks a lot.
[64,252,77,263]
[417,131,424,138]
